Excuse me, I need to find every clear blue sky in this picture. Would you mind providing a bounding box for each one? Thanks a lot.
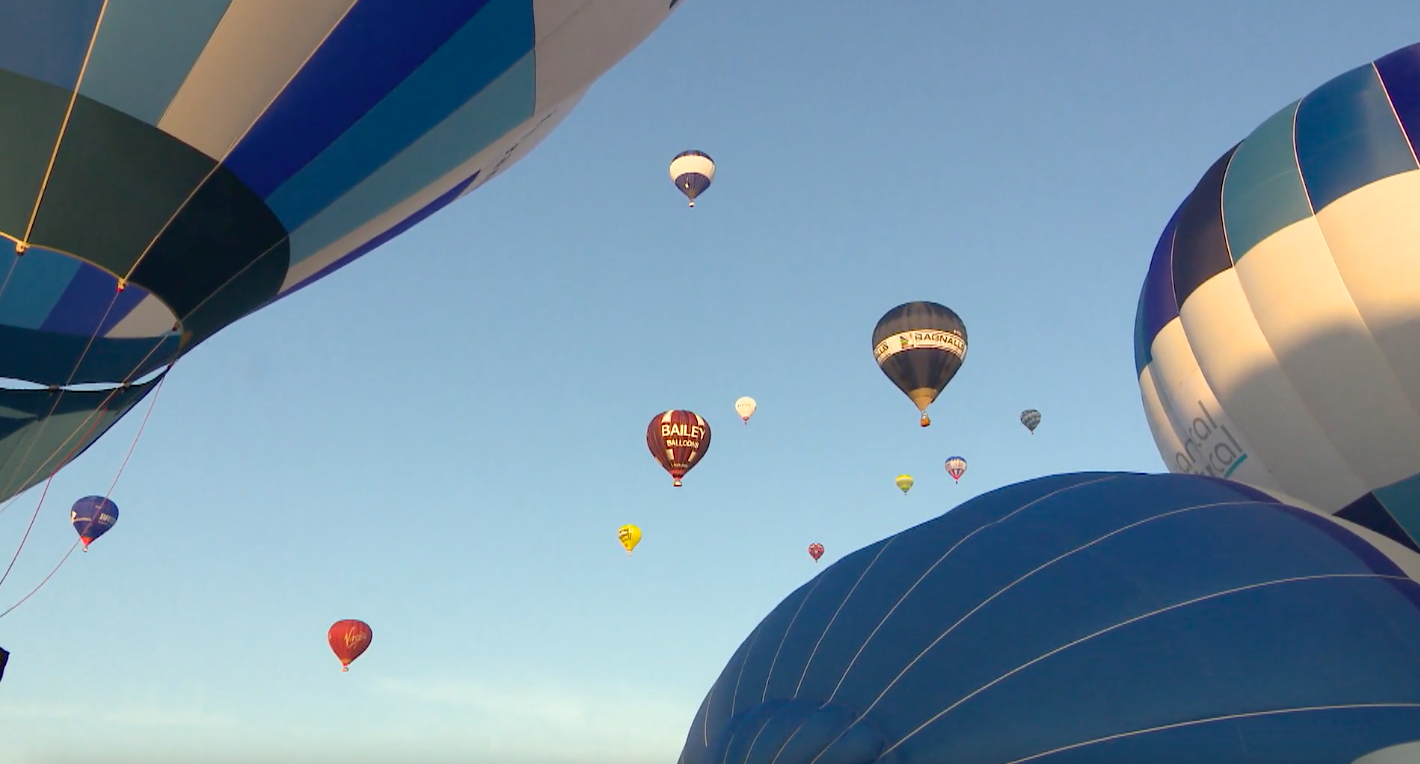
[3,3,1420,763]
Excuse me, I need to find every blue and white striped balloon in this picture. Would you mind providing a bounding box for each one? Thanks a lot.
[670,149,715,207]
[1135,41,1420,554]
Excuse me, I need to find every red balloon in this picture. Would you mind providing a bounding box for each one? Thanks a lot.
[808,543,825,562]
[328,619,372,672]
[646,410,711,487]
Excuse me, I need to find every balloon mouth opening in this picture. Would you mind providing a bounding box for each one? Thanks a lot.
[80,537,92,550]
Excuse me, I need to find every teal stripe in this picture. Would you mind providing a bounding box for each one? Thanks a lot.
[1374,471,1420,546]
[79,0,231,125]
[0,247,80,330]
[288,51,536,265]
[1221,100,1311,263]
[265,0,533,231]
[1221,453,1248,479]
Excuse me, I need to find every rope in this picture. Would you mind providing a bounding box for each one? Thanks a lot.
[0,540,77,621]
[0,366,170,619]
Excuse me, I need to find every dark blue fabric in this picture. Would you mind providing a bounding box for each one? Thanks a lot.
[1134,205,1181,374]
[224,0,493,197]
[680,472,1420,764]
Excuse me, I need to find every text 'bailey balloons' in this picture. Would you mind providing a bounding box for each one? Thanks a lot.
[618,525,642,556]
[945,456,967,483]
[670,150,715,207]
[1021,408,1041,433]
[0,3,681,507]
[1134,41,1420,553]
[647,410,711,487]
[808,543,824,563]
[70,496,118,551]
[677,472,1420,764]
[895,474,914,495]
[327,619,372,673]
[872,302,968,427]
[734,397,757,424]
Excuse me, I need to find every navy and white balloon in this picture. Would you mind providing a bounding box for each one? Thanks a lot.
[670,149,715,207]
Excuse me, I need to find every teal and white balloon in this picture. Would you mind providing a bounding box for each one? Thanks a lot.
[1134,41,1420,553]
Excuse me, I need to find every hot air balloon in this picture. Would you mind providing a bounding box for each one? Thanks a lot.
[618,524,642,556]
[944,456,967,482]
[327,619,372,672]
[1021,408,1041,433]
[872,302,968,427]
[1134,41,1420,553]
[895,474,914,495]
[677,472,1420,764]
[0,2,682,509]
[70,496,118,551]
[807,543,824,563]
[670,150,715,207]
[647,410,711,487]
[734,396,757,424]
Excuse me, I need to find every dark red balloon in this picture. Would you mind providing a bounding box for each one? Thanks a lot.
[808,543,825,562]
[328,619,372,672]
[646,410,711,487]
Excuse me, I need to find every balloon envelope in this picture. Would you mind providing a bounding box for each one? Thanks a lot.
[646,410,711,487]
[670,150,715,206]
[1021,408,1041,433]
[678,472,1420,764]
[70,495,118,549]
[872,302,967,427]
[734,396,757,423]
[0,1,680,506]
[327,619,372,672]
[1135,41,1420,554]
[944,456,967,482]
[618,524,642,555]
[895,475,914,495]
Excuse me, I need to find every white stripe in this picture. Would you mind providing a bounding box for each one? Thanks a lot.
[1313,172,1420,483]
[158,0,357,159]
[1234,211,1420,500]
[104,294,175,339]
[792,539,896,698]
[763,576,826,703]
[670,154,717,183]
[531,0,672,115]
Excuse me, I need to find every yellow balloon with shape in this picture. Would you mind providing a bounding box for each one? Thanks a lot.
[618,524,642,555]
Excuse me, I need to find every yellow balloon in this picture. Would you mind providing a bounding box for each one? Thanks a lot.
[895,474,914,495]
[617,524,642,555]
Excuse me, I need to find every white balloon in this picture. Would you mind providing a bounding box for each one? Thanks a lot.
[734,396,757,424]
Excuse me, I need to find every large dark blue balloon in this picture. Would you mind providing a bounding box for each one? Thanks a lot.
[678,472,1420,764]
[70,495,118,550]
